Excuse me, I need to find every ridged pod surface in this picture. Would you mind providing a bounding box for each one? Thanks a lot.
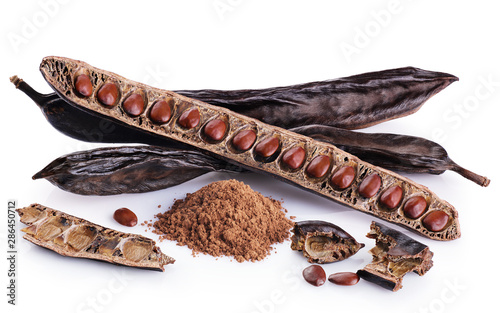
[38,56,460,241]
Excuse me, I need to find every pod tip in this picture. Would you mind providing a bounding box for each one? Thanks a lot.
[10,75,23,88]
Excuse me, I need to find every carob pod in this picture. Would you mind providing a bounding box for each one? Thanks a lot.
[16,203,175,271]
[33,145,243,195]
[291,220,364,263]
[175,66,458,130]
[357,221,434,291]
[36,56,460,240]
[293,125,490,187]
[11,77,487,185]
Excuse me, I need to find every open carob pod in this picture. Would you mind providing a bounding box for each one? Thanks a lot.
[17,203,175,271]
[357,221,434,291]
[291,220,364,263]
[20,56,461,241]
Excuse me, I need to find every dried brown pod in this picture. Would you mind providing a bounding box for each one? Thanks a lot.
[31,56,461,240]
[291,220,364,263]
[16,203,175,271]
[357,221,434,291]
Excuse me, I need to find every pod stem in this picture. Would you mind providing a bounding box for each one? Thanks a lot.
[10,75,57,107]
[450,161,490,187]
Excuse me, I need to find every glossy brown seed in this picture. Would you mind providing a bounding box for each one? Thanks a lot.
[358,173,381,198]
[306,155,331,178]
[122,94,145,117]
[330,165,356,190]
[255,137,280,158]
[232,129,257,151]
[303,265,326,287]
[97,83,119,106]
[74,74,92,97]
[149,99,172,124]
[422,211,449,232]
[204,119,227,142]
[328,272,360,286]
[403,196,427,219]
[380,185,403,209]
[178,108,200,129]
[282,146,306,170]
[113,208,138,227]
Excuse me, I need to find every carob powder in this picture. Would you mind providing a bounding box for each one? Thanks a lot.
[153,180,294,262]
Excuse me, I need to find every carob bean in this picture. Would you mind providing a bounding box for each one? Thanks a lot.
[330,165,356,190]
[203,119,227,142]
[149,99,173,124]
[30,56,462,240]
[32,146,243,196]
[97,82,119,106]
[123,93,145,117]
[358,173,382,198]
[357,222,434,292]
[291,220,364,263]
[302,265,326,286]
[232,129,257,152]
[281,146,306,170]
[10,77,488,186]
[178,108,201,129]
[403,196,428,219]
[328,272,360,286]
[379,185,403,209]
[305,155,331,178]
[16,203,175,271]
[113,208,138,227]
[254,137,280,158]
[175,66,458,130]
[422,211,449,232]
[74,74,92,97]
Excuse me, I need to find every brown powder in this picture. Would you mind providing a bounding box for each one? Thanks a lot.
[152,179,294,262]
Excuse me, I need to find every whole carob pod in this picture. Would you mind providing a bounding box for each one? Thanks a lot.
[11,72,488,186]
[27,56,461,240]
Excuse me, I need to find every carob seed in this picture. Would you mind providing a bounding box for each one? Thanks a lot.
[303,265,326,286]
[123,94,145,117]
[330,165,356,190]
[113,208,138,227]
[254,137,280,158]
[149,99,172,124]
[306,155,331,178]
[74,74,92,97]
[328,272,360,286]
[281,146,306,170]
[232,129,257,151]
[203,119,227,142]
[403,196,428,219]
[379,185,403,209]
[422,211,449,232]
[178,108,200,129]
[97,83,119,106]
[358,173,381,198]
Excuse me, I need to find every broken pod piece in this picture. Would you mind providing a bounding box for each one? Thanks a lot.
[291,220,364,263]
[357,221,434,291]
[16,203,175,271]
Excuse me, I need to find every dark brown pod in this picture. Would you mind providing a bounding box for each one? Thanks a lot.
[303,265,326,287]
[291,220,364,263]
[17,203,175,271]
[357,222,433,291]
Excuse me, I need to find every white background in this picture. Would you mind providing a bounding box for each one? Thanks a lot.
[1,1,499,312]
